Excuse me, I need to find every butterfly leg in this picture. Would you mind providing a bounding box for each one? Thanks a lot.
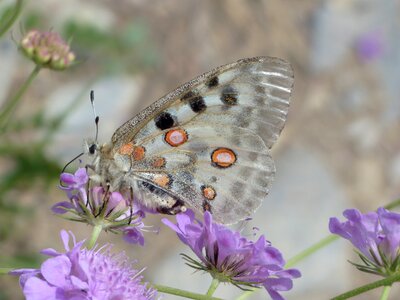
[202,200,212,213]
[86,177,92,210]
[94,181,111,217]
[127,186,134,225]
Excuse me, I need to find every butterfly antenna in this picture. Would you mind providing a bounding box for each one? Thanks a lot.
[90,90,99,143]
[60,152,84,186]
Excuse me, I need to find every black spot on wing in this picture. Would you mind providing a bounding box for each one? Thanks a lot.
[206,76,219,88]
[189,95,206,113]
[155,112,175,130]
[181,90,207,113]
[220,86,238,105]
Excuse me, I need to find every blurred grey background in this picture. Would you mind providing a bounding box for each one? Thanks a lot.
[1,0,400,299]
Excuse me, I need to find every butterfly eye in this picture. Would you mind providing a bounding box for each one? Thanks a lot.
[89,144,97,155]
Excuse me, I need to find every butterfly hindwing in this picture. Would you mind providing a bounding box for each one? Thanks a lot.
[111,56,293,224]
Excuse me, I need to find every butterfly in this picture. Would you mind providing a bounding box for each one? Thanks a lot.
[87,56,293,224]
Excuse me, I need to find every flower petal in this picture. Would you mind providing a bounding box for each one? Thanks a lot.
[40,248,61,257]
[60,230,71,252]
[51,201,74,214]
[41,255,72,287]
[123,227,145,246]
[23,277,58,300]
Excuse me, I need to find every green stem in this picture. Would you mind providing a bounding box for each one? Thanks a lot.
[332,273,400,300]
[235,289,256,300]
[384,198,400,210]
[286,235,338,268]
[0,268,13,275]
[206,278,220,296]
[153,284,223,300]
[380,286,391,300]
[0,64,41,133]
[0,0,24,37]
[86,224,102,249]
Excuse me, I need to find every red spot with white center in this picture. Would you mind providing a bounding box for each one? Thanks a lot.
[165,128,188,147]
[202,185,216,200]
[211,147,236,168]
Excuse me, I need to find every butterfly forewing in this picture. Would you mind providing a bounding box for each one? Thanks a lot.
[108,56,293,224]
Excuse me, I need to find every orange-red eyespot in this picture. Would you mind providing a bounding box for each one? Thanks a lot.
[153,174,171,188]
[151,157,166,168]
[132,145,146,161]
[165,128,188,147]
[118,142,135,155]
[201,185,216,200]
[211,147,236,168]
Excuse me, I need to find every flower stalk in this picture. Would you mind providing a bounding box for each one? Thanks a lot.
[153,284,223,300]
[87,224,103,249]
[331,272,400,300]
[0,65,41,133]
[286,235,339,268]
[206,278,220,297]
[384,198,400,210]
[0,268,13,275]
[380,286,391,300]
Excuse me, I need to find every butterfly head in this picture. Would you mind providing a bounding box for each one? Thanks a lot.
[84,139,104,165]
[83,138,96,154]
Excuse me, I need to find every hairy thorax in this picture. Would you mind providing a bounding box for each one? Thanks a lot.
[92,143,133,192]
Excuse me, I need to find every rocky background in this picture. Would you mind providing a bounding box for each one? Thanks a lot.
[1,0,400,299]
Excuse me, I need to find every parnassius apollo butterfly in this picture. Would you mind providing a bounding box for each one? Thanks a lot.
[88,56,293,224]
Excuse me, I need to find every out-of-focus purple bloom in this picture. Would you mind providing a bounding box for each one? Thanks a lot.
[356,30,384,62]
[163,210,301,300]
[53,168,148,246]
[330,207,400,276]
[20,30,75,70]
[10,230,157,300]
[123,226,145,246]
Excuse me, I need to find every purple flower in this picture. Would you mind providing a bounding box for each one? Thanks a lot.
[329,207,400,275]
[59,167,88,200]
[53,168,147,245]
[10,230,157,300]
[163,210,301,300]
[60,168,88,190]
[356,30,384,62]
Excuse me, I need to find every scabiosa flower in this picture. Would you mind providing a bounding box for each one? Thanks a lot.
[20,30,75,70]
[52,168,147,245]
[10,230,157,300]
[329,207,400,276]
[163,210,301,300]
[356,29,384,62]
